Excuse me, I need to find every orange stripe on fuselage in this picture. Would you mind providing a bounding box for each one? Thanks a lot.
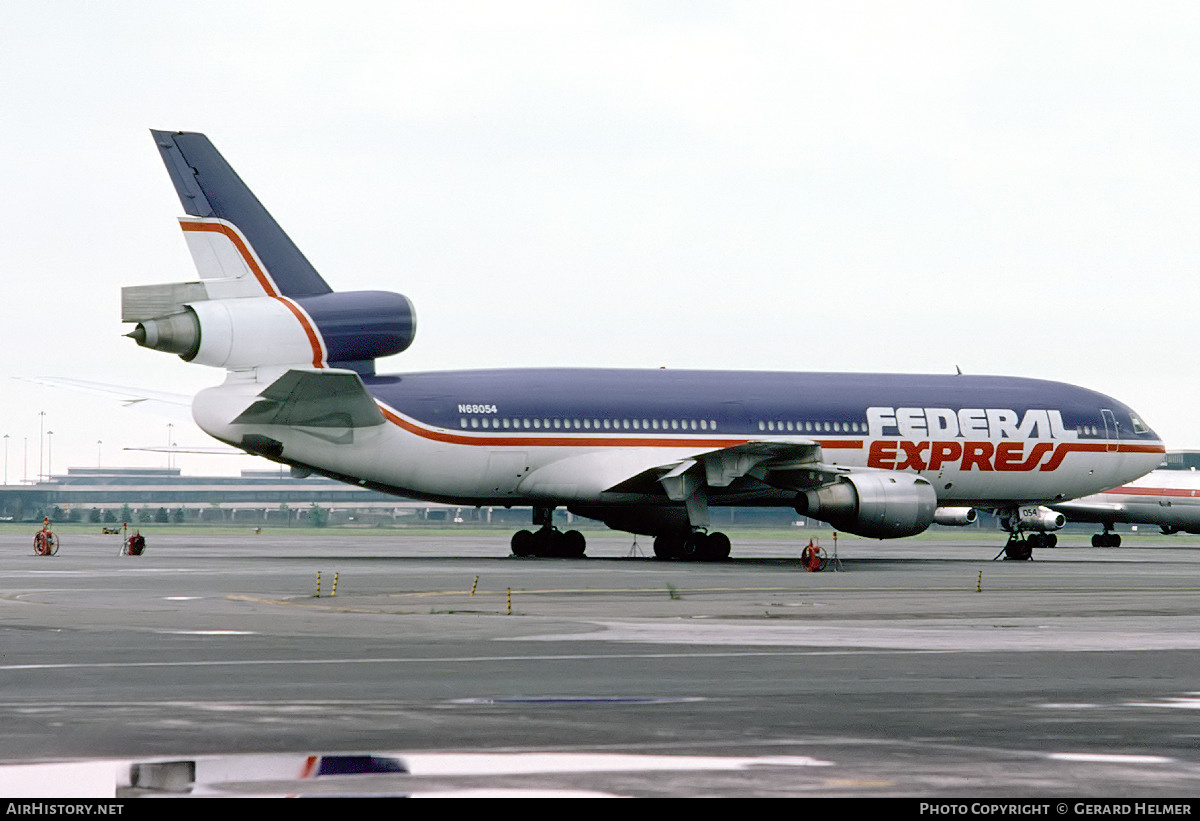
[1038,441,1166,472]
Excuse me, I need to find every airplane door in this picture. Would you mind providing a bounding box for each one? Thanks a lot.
[1101,409,1119,452]
[720,401,748,432]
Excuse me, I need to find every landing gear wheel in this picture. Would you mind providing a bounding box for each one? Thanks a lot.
[680,532,706,561]
[1091,532,1121,548]
[653,533,683,560]
[511,529,535,557]
[699,531,731,562]
[559,529,586,558]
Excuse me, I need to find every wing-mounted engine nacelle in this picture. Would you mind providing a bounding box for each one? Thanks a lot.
[933,506,978,527]
[1000,505,1066,534]
[126,290,416,370]
[795,473,937,539]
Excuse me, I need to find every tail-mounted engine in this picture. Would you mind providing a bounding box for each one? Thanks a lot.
[123,287,416,372]
[795,472,937,539]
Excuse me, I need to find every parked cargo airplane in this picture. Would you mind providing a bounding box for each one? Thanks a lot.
[123,130,1165,560]
[1051,468,1200,546]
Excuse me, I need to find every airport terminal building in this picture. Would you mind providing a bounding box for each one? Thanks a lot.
[0,467,470,526]
[0,466,810,530]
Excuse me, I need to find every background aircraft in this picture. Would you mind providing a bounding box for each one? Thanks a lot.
[122,130,1165,561]
[1051,465,1200,546]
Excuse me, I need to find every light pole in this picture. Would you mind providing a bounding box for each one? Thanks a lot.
[38,411,45,482]
[47,431,53,481]
[97,440,102,468]
[3,434,8,486]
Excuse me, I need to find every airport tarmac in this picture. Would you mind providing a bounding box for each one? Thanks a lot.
[1,527,1200,798]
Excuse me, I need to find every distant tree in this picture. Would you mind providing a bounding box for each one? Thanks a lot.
[138,508,153,523]
[88,508,102,523]
[102,509,117,524]
[172,507,185,524]
[307,503,328,528]
[154,507,169,523]
[120,504,133,524]
[65,507,81,523]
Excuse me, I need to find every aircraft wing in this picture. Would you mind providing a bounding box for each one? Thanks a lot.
[1049,499,1129,522]
[604,439,842,498]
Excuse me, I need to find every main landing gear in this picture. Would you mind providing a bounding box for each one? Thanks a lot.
[998,532,1057,560]
[652,530,731,562]
[999,532,1058,560]
[510,506,587,558]
[1091,528,1121,547]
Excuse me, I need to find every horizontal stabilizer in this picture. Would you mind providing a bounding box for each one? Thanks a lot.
[232,370,385,429]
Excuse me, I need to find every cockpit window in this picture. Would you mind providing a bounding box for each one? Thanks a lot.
[1129,413,1150,434]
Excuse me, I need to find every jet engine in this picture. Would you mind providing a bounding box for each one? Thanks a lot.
[933,506,978,527]
[795,473,937,539]
[126,290,416,371]
[1000,505,1066,533]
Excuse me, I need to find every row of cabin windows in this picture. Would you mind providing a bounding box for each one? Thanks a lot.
[460,417,719,431]
[457,417,864,434]
[458,417,1116,437]
[759,420,863,433]
[760,421,1111,436]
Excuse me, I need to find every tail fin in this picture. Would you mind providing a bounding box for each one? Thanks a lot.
[150,130,332,298]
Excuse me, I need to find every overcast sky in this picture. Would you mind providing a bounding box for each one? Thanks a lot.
[1,1,1197,481]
